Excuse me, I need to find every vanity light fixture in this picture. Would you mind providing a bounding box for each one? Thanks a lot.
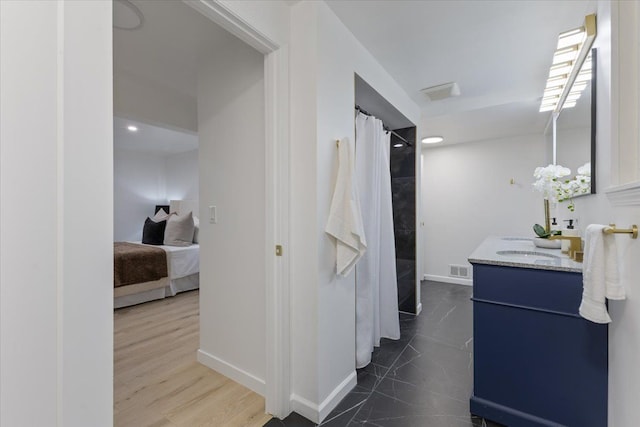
[422,136,444,144]
[127,125,138,132]
[539,14,596,113]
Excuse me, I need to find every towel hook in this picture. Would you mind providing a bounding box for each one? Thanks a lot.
[603,224,638,239]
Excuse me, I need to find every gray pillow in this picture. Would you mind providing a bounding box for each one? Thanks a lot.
[163,211,195,247]
[193,216,200,244]
[151,208,169,223]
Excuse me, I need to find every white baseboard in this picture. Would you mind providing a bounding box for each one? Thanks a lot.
[197,349,266,396]
[416,302,423,315]
[290,394,319,424]
[291,370,357,424]
[423,274,472,287]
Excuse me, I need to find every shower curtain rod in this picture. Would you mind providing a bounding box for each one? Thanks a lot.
[355,106,411,145]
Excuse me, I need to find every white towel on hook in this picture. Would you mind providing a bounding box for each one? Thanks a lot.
[579,224,625,324]
[325,137,367,276]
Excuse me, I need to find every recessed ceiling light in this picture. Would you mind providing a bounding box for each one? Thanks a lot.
[422,136,444,144]
[127,125,138,132]
[393,143,404,148]
[113,0,144,31]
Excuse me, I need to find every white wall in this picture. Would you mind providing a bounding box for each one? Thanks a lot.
[113,150,167,241]
[196,28,267,394]
[289,2,421,421]
[113,148,198,241]
[421,134,546,283]
[572,3,640,426]
[166,149,199,201]
[0,1,113,425]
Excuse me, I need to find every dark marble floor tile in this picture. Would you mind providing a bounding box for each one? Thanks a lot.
[383,336,473,403]
[264,412,316,426]
[417,282,455,315]
[415,286,474,350]
[369,336,410,368]
[393,228,416,260]
[264,281,499,427]
[349,390,483,427]
[320,390,369,427]
[321,408,359,427]
[354,362,388,393]
[398,311,419,336]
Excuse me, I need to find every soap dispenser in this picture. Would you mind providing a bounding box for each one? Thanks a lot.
[562,219,579,254]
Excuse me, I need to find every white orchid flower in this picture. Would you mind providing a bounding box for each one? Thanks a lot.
[577,162,591,176]
[532,164,573,203]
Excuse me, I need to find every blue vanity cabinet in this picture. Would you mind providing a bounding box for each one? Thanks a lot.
[470,263,608,427]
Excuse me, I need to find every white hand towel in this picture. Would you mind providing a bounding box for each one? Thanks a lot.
[580,224,625,323]
[325,137,367,276]
[604,231,626,300]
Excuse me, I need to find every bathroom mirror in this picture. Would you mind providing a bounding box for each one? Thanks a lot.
[555,48,596,194]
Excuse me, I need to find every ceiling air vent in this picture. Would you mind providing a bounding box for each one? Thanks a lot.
[420,82,461,102]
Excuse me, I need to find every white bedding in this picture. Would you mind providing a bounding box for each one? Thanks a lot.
[137,242,199,279]
[114,242,200,309]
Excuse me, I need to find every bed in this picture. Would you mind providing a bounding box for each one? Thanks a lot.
[114,200,200,309]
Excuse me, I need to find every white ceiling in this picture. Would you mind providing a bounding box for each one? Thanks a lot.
[114,117,198,154]
[114,0,231,102]
[114,0,597,149]
[113,0,238,153]
[327,0,597,146]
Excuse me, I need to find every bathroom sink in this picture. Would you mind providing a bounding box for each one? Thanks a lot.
[496,250,560,259]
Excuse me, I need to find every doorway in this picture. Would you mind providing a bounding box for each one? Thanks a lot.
[112,0,289,423]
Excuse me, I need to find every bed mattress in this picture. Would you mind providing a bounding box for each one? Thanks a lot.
[114,242,200,308]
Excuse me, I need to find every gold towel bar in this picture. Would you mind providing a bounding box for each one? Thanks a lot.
[603,224,638,239]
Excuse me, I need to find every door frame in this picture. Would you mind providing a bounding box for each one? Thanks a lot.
[184,0,291,418]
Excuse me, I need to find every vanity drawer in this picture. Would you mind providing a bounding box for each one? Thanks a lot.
[472,263,582,316]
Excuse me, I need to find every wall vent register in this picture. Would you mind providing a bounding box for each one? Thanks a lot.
[449,264,471,279]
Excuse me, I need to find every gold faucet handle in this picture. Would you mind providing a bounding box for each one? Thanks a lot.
[548,235,583,259]
[573,251,584,263]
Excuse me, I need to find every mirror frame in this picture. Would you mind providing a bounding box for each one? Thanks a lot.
[589,48,596,194]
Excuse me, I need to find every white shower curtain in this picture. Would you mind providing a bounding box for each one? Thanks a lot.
[355,112,400,369]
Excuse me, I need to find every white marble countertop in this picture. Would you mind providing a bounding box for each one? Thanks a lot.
[468,236,583,274]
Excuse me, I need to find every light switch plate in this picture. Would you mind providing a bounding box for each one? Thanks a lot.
[209,206,217,224]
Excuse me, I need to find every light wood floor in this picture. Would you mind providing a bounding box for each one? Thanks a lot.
[114,290,272,427]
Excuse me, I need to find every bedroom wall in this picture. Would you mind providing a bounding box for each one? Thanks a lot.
[166,149,199,202]
[113,149,167,241]
[1,1,113,425]
[113,148,199,242]
[196,28,267,394]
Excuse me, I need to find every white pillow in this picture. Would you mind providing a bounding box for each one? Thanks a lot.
[193,216,200,244]
[164,211,195,247]
[151,208,169,223]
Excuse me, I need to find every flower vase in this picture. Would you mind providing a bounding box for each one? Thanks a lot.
[544,199,551,233]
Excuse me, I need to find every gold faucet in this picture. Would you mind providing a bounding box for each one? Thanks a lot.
[548,235,583,261]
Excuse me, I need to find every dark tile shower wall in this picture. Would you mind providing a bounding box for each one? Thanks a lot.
[390,127,417,313]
